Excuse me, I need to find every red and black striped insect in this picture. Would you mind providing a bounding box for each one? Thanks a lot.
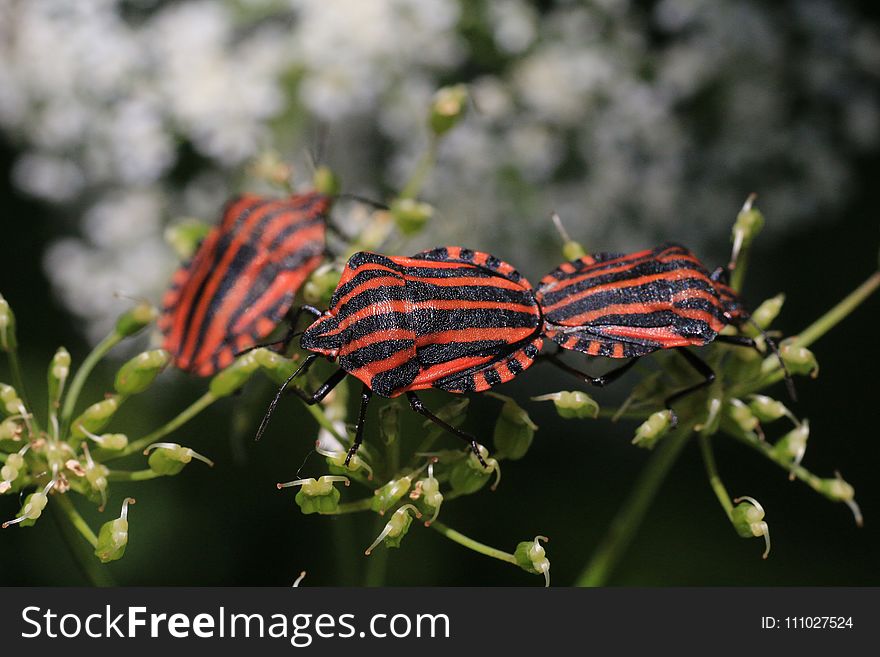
[158,192,332,376]
[535,243,791,416]
[257,246,544,465]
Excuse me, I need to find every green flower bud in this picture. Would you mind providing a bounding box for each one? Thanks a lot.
[819,472,863,527]
[313,165,340,196]
[731,496,771,559]
[532,390,599,419]
[115,302,158,338]
[514,535,550,587]
[303,264,343,305]
[632,410,673,448]
[79,442,109,510]
[165,219,212,260]
[379,401,401,446]
[0,417,23,441]
[0,293,17,351]
[316,443,374,481]
[390,198,433,236]
[365,504,421,555]
[278,475,350,515]
[449,445,501,494]
[730,194,764,258]
[84,431,129,451]
[751,294,785,330]
[95,498,135,563]
[0,452,27,494]
[114,349,170,395]
[0,383,24,416]
[695,394,723,436]
[726,398,760,434]
[208,352,260,397]
[429,84,468,135]
[772,342,819,378]
[551,213,586,260]
[415,462,443,526]
[747,394,791,423]
[70,395,122,439]
[491,396,537,460]
[144,443,214,476]
[771,420,809,475]
[2,480,55,528]
[47,347,71,408]
[252,349,298,386]
[371,476,413,514]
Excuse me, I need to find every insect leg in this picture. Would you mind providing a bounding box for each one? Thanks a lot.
[255,355,346,440]
[714,334,757,349]
[664,348,716,425]
[406,392,489,468]
[541,353,639,387]
[344,386,373,466]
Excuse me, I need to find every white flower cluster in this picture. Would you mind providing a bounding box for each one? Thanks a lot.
[0,0,877,341]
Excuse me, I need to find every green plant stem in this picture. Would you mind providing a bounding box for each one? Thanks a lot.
[698,434,734,518]
[51,494,115,586]
[96,391,217,461]
[60,332,122,437]
[364,515,389,586]
[325,497,374,515]
[730,432,823,493]
[398,136,438,200]
[575,426,693,587]
[303,401,348,445]
[429,520,518,565]
[107,469,163,482]
[5,347,32,416]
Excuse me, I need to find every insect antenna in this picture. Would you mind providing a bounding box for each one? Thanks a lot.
[747,318,797,402]
[255,354,318,441]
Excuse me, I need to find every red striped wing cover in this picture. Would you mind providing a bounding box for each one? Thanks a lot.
[535,244,731,358]
[301,247,544,397]
[159,192,331,376]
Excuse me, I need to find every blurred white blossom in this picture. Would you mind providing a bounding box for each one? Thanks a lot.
[0,0,877,342]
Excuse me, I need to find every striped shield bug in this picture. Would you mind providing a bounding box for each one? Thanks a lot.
[257,246,544,466]
[535,243,792,420]
[158,191,333,376]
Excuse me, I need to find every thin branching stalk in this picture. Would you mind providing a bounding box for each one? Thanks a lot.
[51,495,114,587]
[59,332,122,437]
[429,521,518,565]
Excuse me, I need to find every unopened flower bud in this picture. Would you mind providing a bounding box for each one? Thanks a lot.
[371,476,414,515]
[71,395,121,439]
[47,347,71,407]
[819,472,862,527]
[390,198,433,236]
[551,213,586,260]
[726,398,760,434]
[80,442,109,510]
[115,302,158,338]
[492,396,537,460]
[0,383,24,416]
[429,84,468,135]
[632,410,673,448]
[3,480,55,528]
[365,504,421,555]
[514,535,550,587]
[747,394,791,423]
[165,219,212,260]
[751,294,785,330]
[85,431,129,451]
[773,342,819,378]
[250,349,296,386]
[0,417,23,441]
[695,394,723,435]
[449,445,501,494]
[278,475,350,515]
[95,497,135,563]
[772,420,809,475]
[1,452,26,493]
[731,496,771,559]
[414,462,443,526]
[316,443,374,481]
[303,264,343,305]
[144,443,214,476]
[114,349,170,395]
[532,390,599,419]
[0,294,16,351]
[312,165,340,196]
[730,194,764,264]
[209,352,260,397]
